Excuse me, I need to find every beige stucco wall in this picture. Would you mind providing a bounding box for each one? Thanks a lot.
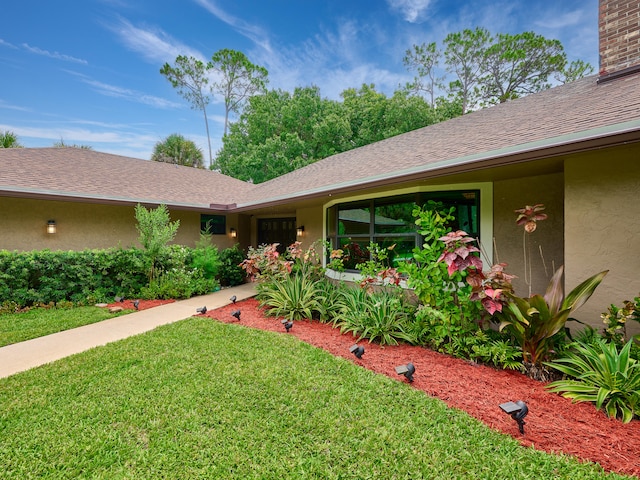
[564,144,640,336]
[0,197,236,252]
[493,172,564,296]
[295,205,324,251]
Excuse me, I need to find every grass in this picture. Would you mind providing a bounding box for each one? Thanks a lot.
[0,306,129,347]
[0,316,630,479]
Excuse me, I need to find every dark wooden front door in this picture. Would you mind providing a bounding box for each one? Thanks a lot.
[257,218,297,252]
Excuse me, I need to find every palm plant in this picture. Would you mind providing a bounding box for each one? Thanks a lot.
[545,339,640,423]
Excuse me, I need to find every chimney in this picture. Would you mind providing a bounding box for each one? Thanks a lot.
[598,0,640,83]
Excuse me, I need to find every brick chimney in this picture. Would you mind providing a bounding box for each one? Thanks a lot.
[598,0,640,83]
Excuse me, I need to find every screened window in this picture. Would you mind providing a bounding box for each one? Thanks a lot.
[326,191,480,270]
[200,214,226,234]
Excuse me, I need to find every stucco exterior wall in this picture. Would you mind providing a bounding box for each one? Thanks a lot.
[0,197,232,251]
[564,144,640,336]
[295,205,324,251]
[493,172,564,297]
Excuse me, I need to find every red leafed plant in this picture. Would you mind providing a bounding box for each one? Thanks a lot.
[515,204,548,233]
[437,230,483,276]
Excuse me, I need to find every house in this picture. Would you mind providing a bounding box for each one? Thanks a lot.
[1,0,639,333]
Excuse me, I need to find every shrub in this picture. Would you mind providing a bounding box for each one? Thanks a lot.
[257,274,318,321]
[545,339,640,423]
[218,245,246,286]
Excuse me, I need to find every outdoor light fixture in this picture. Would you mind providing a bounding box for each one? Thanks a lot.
[499,400,529,435]
[196,306,207,314]
[230,227,237,238]
[350,344,365,359]
[231,309,241,321]
[133,300,140,310]
[114,296,125,302]
[47,220,57,234]
[281,319,293,332]
[395,363,415,383]
[296,225,305,237]
[230,295,237,304]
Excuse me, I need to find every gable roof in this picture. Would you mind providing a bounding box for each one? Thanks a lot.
[2,73,640,213]
[239,74,640,209]
[0,147,252,211]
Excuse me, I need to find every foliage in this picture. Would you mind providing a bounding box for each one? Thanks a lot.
[52,139,93,149]
[332,287,413,346]
[257,274,319,321]
[498,266,608,365]
[0,130,23,148]
[134,204,180,283]
[403,41,444,106]
[160,55,213,166]
[139,266,217,300]
[239,243,292,282]
[449,330,523,370]
[601,294,640,347]
[190,232,222,280]
[151,133,204,168]
[356,242,401,291]
[208,48,269,138]
[218,244,246,287]
[545,339,640,423]
[313,278,343,323]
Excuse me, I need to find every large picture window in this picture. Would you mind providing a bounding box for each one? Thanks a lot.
[326,190,480,270]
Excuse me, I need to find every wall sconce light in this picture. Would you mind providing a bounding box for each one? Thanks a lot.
[230,227,237,238]
[499,400,529,435]
[47,220,57,234]
[395,363,415,383]
[296,225,305,237]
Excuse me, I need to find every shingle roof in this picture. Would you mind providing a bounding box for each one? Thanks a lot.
[2,74,640,212]
[239,74,640,207]
[0,147,252,211]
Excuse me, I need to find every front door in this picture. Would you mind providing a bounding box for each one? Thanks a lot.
[257,218,297,252]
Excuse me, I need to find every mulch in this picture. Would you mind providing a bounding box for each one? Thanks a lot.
[199,297,640,478]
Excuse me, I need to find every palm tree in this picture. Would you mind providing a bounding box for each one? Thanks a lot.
[151,133,204,168]
[0,130,23,148]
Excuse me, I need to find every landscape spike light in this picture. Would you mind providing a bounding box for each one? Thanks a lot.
[395,363,415,383]
[499,400,529,435]
[230,295,237,304]
[231,309,241,321]
[133,300,140,310]
[349,344,365,359]
[281,319,293,332]
[114,296,124,302]
[196,306,207,314]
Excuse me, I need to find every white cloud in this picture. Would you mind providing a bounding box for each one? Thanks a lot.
[21,43,88,64]
[108,17,204,64]
[0,38,17,49]
[82,77,182,109]
[0,99,31,112]
[386,0,433,23]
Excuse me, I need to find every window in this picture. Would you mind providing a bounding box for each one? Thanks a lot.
[326,191,480,270]
[200,214,226,234]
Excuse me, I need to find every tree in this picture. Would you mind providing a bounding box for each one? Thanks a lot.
[53,138,93,149]
[160,56,213,167]
[443,27,492,113]
[134,204,180,283]
[151,133,204,168]
[208,49,268,139]
[481,31,566,104]
[0,130,23,148]
[403,42,444,106]
[555,59,594,84]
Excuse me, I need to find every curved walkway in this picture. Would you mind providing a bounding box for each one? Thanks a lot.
[0,283,256,379]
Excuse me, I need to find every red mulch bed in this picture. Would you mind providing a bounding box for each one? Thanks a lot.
[198,297,640,478]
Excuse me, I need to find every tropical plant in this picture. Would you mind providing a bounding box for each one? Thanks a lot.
[218,245,246,287]
[498,266,608,366]
[190,232,221,280]
[151,133,204,168]
[545,339,640,423]
[601,294,640,346]
[134,204,180,283]
[257,274,318,321]
[0,130,23,148]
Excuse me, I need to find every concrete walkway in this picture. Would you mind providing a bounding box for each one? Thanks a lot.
[0,283,257,379]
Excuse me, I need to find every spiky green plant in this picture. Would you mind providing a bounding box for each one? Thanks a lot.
[545,339,640,423]
[257,274,319,321]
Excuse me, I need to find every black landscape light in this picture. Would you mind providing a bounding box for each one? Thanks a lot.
[395,363,415,383]
[281,319,293,332]
[231,309,241,321]
[349,344,365,359]
[196,306,207,314]
[499,400,529,435]
[133,300,140,310]
[115,296,125,302]
[230,295,237,304]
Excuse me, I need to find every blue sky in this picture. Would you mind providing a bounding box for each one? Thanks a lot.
[1,0,598,160]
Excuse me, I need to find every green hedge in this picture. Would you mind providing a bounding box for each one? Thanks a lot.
[0,245,246,307]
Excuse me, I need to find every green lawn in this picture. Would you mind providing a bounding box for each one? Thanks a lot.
[0,306,129,347]
[0,317,628,479]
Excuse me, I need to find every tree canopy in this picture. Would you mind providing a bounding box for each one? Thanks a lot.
[151,133,204,168]
[0,131,23,148]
